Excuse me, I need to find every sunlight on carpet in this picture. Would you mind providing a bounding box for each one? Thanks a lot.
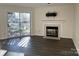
[0,49,7,56]
[6,51,24,56]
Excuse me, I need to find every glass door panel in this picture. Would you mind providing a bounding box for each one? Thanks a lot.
[20,13,30,36]
[8,12,20,37]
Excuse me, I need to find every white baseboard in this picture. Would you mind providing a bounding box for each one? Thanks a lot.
[72,39,79,55]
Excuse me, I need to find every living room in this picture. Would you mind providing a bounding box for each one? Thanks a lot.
[0,3,79,56]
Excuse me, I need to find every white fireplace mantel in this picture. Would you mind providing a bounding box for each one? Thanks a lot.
[44,23,62,40]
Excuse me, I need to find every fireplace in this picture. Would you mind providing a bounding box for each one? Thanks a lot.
[44,24,61,40]
[46,26,58,37]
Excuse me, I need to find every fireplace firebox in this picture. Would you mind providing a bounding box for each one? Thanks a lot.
[44,25,60,40]
[46,26,58,37]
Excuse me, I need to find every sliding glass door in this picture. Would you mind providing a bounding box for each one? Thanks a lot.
[8,12,31,38]
[20,13,30,36]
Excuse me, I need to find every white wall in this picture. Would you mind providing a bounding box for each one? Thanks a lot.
[73,4,79,55]
[0,4,75,39]
[34,4,75,38]
[0,5,34,39]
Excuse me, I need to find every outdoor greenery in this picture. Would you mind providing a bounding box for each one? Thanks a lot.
[8,12,30,37]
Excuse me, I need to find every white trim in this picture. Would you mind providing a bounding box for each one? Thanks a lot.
[72,39,79,55]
